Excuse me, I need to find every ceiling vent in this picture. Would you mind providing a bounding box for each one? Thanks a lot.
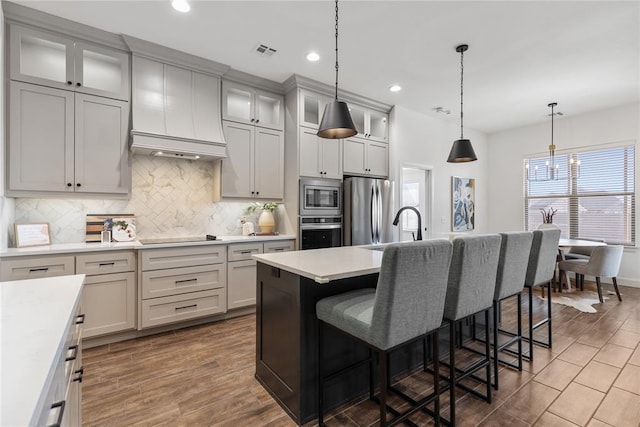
[254,43,277,57]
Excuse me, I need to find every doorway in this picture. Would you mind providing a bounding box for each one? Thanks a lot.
[399,166,432,241]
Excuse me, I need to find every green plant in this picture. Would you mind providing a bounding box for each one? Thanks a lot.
[245,201,278,214]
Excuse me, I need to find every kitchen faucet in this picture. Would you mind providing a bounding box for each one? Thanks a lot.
[392,206,423,241]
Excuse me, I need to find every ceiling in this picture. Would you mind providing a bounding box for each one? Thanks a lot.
[11,0,639,134]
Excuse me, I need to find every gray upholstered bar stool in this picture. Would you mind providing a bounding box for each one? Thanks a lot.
[523,228,561,360]
[316,240,453,427]
[491,231,533,390]
[442,234,501,425]
[558,245,623,303]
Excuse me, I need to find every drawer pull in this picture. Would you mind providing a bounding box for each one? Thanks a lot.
[175,304,197,311]
[99,262,115,267]
[48,400,66,427]
[73,367,84,383]
[240,250,253,254]
[175,278,198,285]
[274,248,285,251]
[65,344,79,362]
[75,313,86,325]
[29,267,49,272]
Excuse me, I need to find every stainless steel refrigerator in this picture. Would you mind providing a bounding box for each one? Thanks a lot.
[343,177,396,245]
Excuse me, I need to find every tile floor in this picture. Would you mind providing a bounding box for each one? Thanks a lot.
[83,283,640,426]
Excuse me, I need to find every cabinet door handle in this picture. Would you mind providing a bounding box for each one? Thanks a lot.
[73,367,84,383]
[29,267,49,272]
[76,82,82,87]
[175,304,197,311]
[256,191,260,195]
[99,262,115,267]
[67,182,72,187]
[175,278,197,285]
[67,81,73,85]
[76,183,82,187]
[65,345,79,362]
[250,118,255,122]
[75,314,85,325]
[274,248,285,251]
[255,119,259,123]
[49,400,66,427]
[240,250,252,254]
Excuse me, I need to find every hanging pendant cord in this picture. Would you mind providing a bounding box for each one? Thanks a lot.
[334,0,339,101]
[550,103,555,162]
[460,48,464,139]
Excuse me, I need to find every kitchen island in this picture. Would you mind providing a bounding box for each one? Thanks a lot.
[253,245,423,425]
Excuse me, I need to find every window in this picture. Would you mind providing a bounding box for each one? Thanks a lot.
[524,143,635,246]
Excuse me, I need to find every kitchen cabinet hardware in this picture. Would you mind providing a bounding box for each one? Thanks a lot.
[67,183,72,187]
[67,81,73,85]
[29,267,49,272]
[73,367,84,383]
[76,183,81,187]
[175,278,198,285]
[251,118,255,122]
[65,344,79,362]
[240,250,253,254]
[75,314,85,325]
[175,304,197,311]
[98,262,115,267]
[48,400,66,427]
[76,82,81,87]
[274,248,285,251]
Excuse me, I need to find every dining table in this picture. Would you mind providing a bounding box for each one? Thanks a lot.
[557,238,607,291]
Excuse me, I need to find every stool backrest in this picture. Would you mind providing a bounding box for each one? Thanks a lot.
[525,228,561,287]
[444,234,502,321]
[585,245,624,277]
[495,231,534,301]
[371,240,453,349]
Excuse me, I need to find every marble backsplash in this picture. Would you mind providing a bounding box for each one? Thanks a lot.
[12,156,272,244]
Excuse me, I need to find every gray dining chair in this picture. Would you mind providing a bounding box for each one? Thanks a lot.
[562,238,606,288]
[316,240,453,427]
[558,245,623,303]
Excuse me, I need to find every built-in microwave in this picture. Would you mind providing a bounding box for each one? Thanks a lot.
[299,178,342,216]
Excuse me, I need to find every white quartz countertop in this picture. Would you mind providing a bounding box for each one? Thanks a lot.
[1,274,85,426]
[253,245,384,284]
[0,235,296,257]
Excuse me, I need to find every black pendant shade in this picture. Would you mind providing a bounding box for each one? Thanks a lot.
[447,139,477,163]
[317,100,358,139]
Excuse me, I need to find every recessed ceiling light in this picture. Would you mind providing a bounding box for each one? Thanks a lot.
[172,0,190,13]
[389,84,402,92]
[306,52,320,62]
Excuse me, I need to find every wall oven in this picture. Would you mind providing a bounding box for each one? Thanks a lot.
[299,178,342,216]
[299,216,342,250]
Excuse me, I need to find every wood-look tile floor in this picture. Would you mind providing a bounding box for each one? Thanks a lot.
[83,283,640,426]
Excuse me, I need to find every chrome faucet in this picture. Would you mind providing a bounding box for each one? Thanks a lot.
[392,206,423,241]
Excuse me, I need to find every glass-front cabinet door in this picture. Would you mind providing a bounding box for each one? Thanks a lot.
[255,90,284,130]
[10,25,74,90]
[348,105,367,138]
[222,82,254,124]
[76,42,129,100]
[368,110,389,142]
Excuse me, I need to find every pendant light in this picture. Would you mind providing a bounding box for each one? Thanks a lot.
[317,0,358,139]
[546,102,559,180]
[447,44,477,163]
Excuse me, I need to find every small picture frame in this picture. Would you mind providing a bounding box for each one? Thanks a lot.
[14,223,52,247]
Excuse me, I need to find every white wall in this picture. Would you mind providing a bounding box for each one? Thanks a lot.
[389,105,489,238]
[487,103,640,287]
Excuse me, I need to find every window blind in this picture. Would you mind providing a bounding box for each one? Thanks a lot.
[524,143,635,246]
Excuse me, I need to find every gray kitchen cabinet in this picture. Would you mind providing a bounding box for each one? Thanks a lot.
[222,81,284,131]
[221,121,284,199]
[77,251,136,338]
[343,137,389,178]
[299,127,342,179]
[299,89,332,130]
[9,24,129,101]
[8,81,129,196]
[0,254,75,281]
[139,245,227,329]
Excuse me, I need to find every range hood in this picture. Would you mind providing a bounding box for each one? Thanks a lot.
[125,35,230,161]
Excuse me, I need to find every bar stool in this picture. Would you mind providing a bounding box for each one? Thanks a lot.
[523,228,561,360]
[316,240,453,427]
[442,234,501,425]
[491,231,533,389]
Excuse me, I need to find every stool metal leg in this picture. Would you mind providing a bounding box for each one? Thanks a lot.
[432,332,441,427]
[318,320,325,426]
[528,286,534,361]
[517,292,523,371]
[547,281,553,348]
[380,349,388,426]
[484,309,492,404]
[492,301,499,390]
[449,321,456,426]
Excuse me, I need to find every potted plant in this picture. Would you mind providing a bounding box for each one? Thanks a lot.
[245,202,279,234]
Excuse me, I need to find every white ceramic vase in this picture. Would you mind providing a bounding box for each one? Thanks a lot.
[258,210,275,234]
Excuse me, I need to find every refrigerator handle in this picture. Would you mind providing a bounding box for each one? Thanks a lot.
[370,184,376,243]
[374,182,381,243]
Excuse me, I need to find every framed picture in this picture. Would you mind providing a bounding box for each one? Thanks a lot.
[452,177,475,232]
[14,223,51,247]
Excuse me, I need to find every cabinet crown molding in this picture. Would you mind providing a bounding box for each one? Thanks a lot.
[283,74,393,114]
[3,1,128,51]
[123,34,230,77]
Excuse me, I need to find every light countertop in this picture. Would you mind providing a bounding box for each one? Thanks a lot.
[0,274,85,426]
[0,235,296,257]
[253,245,384,284]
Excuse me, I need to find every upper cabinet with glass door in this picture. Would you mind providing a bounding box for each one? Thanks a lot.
[9,25,130,101]
[347,104,388,143]
[222,81,284,131]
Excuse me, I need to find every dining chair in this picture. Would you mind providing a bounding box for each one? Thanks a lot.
[562,238,606,287]
[558,245,623,303]
[316,240,453,427]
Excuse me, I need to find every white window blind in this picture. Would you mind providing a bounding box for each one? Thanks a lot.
[524,143,635,246]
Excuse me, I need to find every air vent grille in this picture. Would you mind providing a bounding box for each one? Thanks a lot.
[254,43,277,56]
